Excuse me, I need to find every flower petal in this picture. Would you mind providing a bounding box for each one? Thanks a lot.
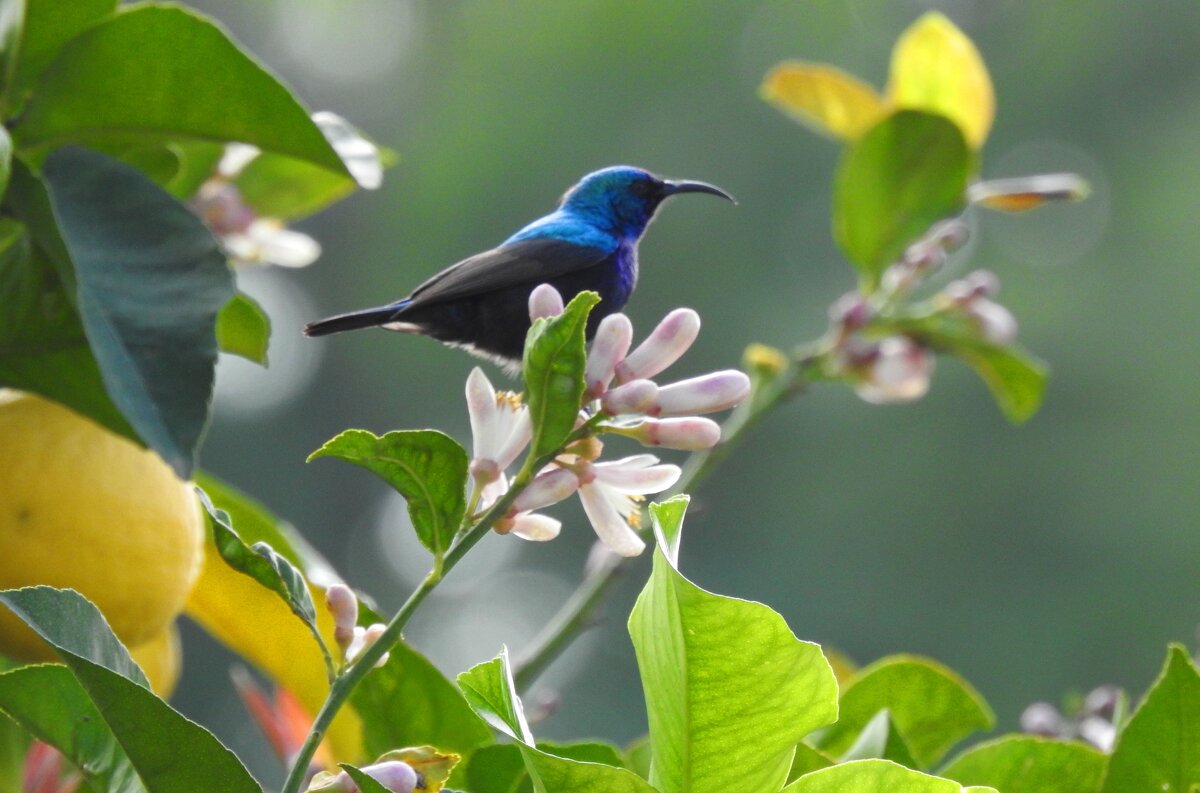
[593,460,680,495]
[578,483,645,557]
[246,220,321,268]
[629,417,721,451]
[654,370,750,416]
[494,405,532,470]
[616,308,700,383]
[586,313,633,396]
[466,367,499,460]
[600,379,659,415]
[510,512,562,542]
[513,468,580,512]
[528,283,565,320]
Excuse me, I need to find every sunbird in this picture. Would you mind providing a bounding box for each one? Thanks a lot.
[303,166,734,366]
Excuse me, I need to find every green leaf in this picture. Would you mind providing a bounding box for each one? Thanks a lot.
[459,744,528,793]
[0,665,142,792]
[196,488,329,673]
[40,146,234,477]
[352,635,492,759]
[0,0,116,111]
[815,655,994,769]
[783,759,966,793]
[940,736,1105,793]
[839,710,918,767]
[627,496,839,793]
[309,429,468,560]
[14,4,348,177]
[625,736,653,780]
[458,650,656,793]
[522,290,600,459]
[0,710,30,793]
[1100,645,1200,793]
[216,292,270,365]
[539,742,627,769]
[0,126,11,197]
[785,744,833,783]
[833,110,970,288]
[0,586,261,793]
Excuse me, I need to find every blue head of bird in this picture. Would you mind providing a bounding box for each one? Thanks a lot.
[560,166,735,240]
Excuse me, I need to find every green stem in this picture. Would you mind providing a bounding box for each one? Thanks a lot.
[279,425,592,793]
[512,352,823,690]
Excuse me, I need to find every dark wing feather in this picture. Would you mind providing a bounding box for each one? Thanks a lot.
[402,237,612,310]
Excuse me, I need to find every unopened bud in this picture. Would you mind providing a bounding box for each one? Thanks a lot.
[1081,685,1121,721]
[626,417,721,451]
[1078,716,1116,753]
[512,468,580,513]
[528,283,564,321]
[654,370,750,416]
[1019,702,1066,738]
[325,584,358,652]
[928,218,970,251]
[346,623,390,668]
[968,298,1018,345]
[311,760,421,793]
[585,313,633,397]
[828,292,873,330]
[853,336,934,404]
[601,379,659,415]
[615,308,700,384]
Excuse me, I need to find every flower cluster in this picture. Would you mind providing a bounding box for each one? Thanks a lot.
[324,584,389,669]
[466,285,750,557]
[1019,684,1123,752]
[824,220,1023,405]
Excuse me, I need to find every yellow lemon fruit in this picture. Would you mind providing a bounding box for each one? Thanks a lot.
[0,391,204,661]
[130,622,183,698]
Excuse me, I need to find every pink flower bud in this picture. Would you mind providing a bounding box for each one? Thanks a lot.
[346,623,390,668]
[854,336,934,404]
[322,761,420,793]
[653,370,750,416]
[944,270,1000,304]
[969,298,1018,345]
[615,308,700,383]
[528,283,565,321]
[510,512,562,542]
[512,468,580,513]
[585,313,634,397]
[325,584,358,651]
[628,417,721,451]
[600,379,659,415]
[828,292,872,329]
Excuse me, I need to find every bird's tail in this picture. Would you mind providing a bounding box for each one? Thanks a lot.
[303,302,409,337]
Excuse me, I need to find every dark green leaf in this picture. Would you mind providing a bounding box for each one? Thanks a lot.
[15,5,348,177]
[309,429,468,559]
[0,0,116,110]
[1100,645,1200,793]
[196,489,328,671]
[459,744,527,793]
[339,765,391,793]
[782,759,966,793]
[522,290,599,458]
[625,736,652,780]
[941,736,1105,793]
[40,146,234,477]
[0,586,261,793]
[839,710,918,767]
[627,496,839,793]
[0,665,142,792]
[163,141,224,199]
[785,744,833,784]
[458,648,532,743]
[815,655,994,769]
[352,637,492,759]
[0,126,11,197]
[216,292,270,365]
[833,110,970,288]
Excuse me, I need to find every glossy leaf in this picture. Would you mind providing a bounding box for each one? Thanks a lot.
[15,5,347,176]
[0,0,116,107]
[628,496,839,793]
[309,429,469,560]
[41,146,234,477]
[216,292,270,365]
[0,665,142,792]
[940,736,1106,793]
[783,759,966,793]
[523,290,599,458]
[887,13,994,149]
[761,62,886,140]
[0,587,261,793]
[815,655,994,769]
[458,650,656,793]
[196,489,327,673]
[833,111,970,287]
[1100,645,1200,793]
[839,710,918,767]
[352,637,492,759]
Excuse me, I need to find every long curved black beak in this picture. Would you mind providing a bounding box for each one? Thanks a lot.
[662,179,736,204]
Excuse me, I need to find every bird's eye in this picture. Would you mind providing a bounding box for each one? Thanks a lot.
[632,180,656,198]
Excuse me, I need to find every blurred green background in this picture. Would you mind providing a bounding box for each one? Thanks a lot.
[182,0,1198,781]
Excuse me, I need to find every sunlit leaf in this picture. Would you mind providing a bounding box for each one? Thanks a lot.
[523,290,599,459]
[839,710,918,767]
[458,648,532,744]
[628,496,839,793]
[783,759,970,793]
[761,62,886,140]
[216,292,270,365]
[785,744,834,784]
[1100,645,1200,793]
[308,429,469,560]
[940,736,1106,793]
[833,111,970,288]
[0,587,261,792]
[887,12,994,149]
[969,174,1091,213]
[815,655,994,769]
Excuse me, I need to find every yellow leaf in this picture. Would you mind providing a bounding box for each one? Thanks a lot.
[185,540,364,763]
[761,62,887,141]
[887,12,995,148]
